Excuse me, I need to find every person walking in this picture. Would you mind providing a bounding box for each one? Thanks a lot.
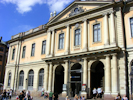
[49,91,53,100]
[92,88,97,99]
[9,89,12,99]
[97,87,102,98]
[2,89,7,100]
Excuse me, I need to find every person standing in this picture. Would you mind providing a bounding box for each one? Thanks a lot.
[9,89,12,99]
[2,89,7,100]
[92,88,97,99]
[97,87,102,98]
[122,95,128,100]
[49,91,53,100]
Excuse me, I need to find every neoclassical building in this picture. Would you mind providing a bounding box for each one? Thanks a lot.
[4,0,133,99]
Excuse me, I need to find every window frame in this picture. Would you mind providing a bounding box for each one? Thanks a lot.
[19,71,24,87]
[41,40,46,54]
[0,47,4,52]
[12,48,15,60]
[74,29,81,46]
[22,46,26,58]
[31,43,35,57]
[8,72,11,87]
[130,17,133,38]
[0,55,2,61]
[58,33,64,50]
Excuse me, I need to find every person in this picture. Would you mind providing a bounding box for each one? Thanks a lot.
[2,89,7,100]
[82,96,85,100]
[16,94,19,100]
[78,96,82,100]
[74,94,78,100]
[7,90,10,99]
[114,94,121,100]
[66,96,69,100]
[122,95,128,100]
[44,92,48,99]
[54,93,58,100]
[92,88,97,99]
[49,91,53,100]
[41,90,44,96]
[19,92,24,100]
[97,87,102,98]
[9,89,12,99]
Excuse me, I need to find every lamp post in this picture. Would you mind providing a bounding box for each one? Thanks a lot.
[130,68,133,100]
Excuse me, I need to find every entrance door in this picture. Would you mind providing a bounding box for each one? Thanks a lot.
[90,61,104,97]
[68,63,82,97]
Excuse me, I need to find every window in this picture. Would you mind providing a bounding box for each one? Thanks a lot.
[0,55,2,61]
[28,70,34,87]
[130,18,133,37]
[0,47,4,52]
[75,29,81,46]
[59,33,64,49]
[38,69,44,90]
[12,48,15,60]
[22,46,26,58]
[31,43,35,56]
[19,71,24,87]
[93,24,101,42]
[41,40,46,54]
[8,73,11,86]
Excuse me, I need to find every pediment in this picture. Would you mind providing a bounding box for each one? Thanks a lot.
[47,1,111,25]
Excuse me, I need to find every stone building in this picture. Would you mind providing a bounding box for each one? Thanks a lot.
[4,0,133,99]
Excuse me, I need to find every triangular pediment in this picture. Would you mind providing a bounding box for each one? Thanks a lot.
[47,1,112,25]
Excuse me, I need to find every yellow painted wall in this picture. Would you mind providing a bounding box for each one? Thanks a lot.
[125,10,133,45]
[89,18,104,47]
[55,28,66,54]
[20,34,47,63]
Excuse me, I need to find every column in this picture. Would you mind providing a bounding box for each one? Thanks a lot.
[23,70,28,90]
[83,19,88,51]
[105,55,111,94]
[33,69,39,91]
[111,53,118,94]
[14,42,19,63]
[65,25,70,54]
[83,58,88,84]
[44,64,49,91]
[110,11,116,44]
[104,13,109,45]
[48,63,53,92]
[64,61,68,84]
[50,30,55,56]
[52,67,55,92]
[16,41,22,65]
[46,31,51,56]
[7,45,11,64]
[88,63,91,97]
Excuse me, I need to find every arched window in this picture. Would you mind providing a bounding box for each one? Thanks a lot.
[38,69,44,90]
[19,71,24,90]
[75,29,81,46]
[28,70,34,90]
[8,73,11,86]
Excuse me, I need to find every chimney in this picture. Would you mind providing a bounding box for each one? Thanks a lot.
[0,37,2,42]
[50,12,53,18]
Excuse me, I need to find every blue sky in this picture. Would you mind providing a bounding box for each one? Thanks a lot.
[0,0,74,42]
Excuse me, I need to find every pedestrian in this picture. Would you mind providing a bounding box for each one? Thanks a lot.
[9,89,12,99]
[7,90,10,99]
[82,96,85,100]
[122,95,128,100]
[66,96,69,100]
[114,94,121,100]
[54,93,58,100]
[97,87,102,98]
[48,91,53,100]
[78,96,82,100]
[19,92,24,100]
[92,88,97,99]
[2,89,7,100]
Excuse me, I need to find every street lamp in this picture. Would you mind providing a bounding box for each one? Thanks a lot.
[130,68,133,100]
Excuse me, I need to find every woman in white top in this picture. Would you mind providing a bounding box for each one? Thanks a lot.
[92,88,97,99]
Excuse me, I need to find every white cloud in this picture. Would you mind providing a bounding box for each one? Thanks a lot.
[0,0,74,14]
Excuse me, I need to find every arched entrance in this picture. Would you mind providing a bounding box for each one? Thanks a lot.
[69,63,82,97]
[90,61,104,96]
[54,65,64,94]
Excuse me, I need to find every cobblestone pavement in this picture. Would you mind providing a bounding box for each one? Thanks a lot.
[11,96,104,100]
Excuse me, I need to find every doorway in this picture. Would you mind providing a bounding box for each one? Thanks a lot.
[54,65,64,94]
[90,61,104,96]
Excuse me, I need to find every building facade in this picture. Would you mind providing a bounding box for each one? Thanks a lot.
[4,0,133,99]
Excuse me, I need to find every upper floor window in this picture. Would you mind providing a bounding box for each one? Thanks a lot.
[0,47,4,52]
[41,40,46,54]
[8,73,11,86]
[12,48,15,60]
[75,29,81,46]
[0,55,2,61]
[31,43,35,57]
[130,18,133,37]
[22,46,26,58]
[93,24,101,42]
[59,33,64,49]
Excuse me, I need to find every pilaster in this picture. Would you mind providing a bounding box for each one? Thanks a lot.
[7,45,11,64]
[65,25,70,55]
[46,31,51,57]
[44,64,49,91]
[48,63,53,92]
[50,30,55,57]
[83,19,88,51]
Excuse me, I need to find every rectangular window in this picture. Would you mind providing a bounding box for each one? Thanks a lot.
[59,33,64,49]
[12,48,15,60]
[0,55,2,61]
[130,18,133,37]
[22,46,26,58]
[31,43,35,56]
[41,40,46,54]
[93,24,101,42]
[75,29,80,46]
